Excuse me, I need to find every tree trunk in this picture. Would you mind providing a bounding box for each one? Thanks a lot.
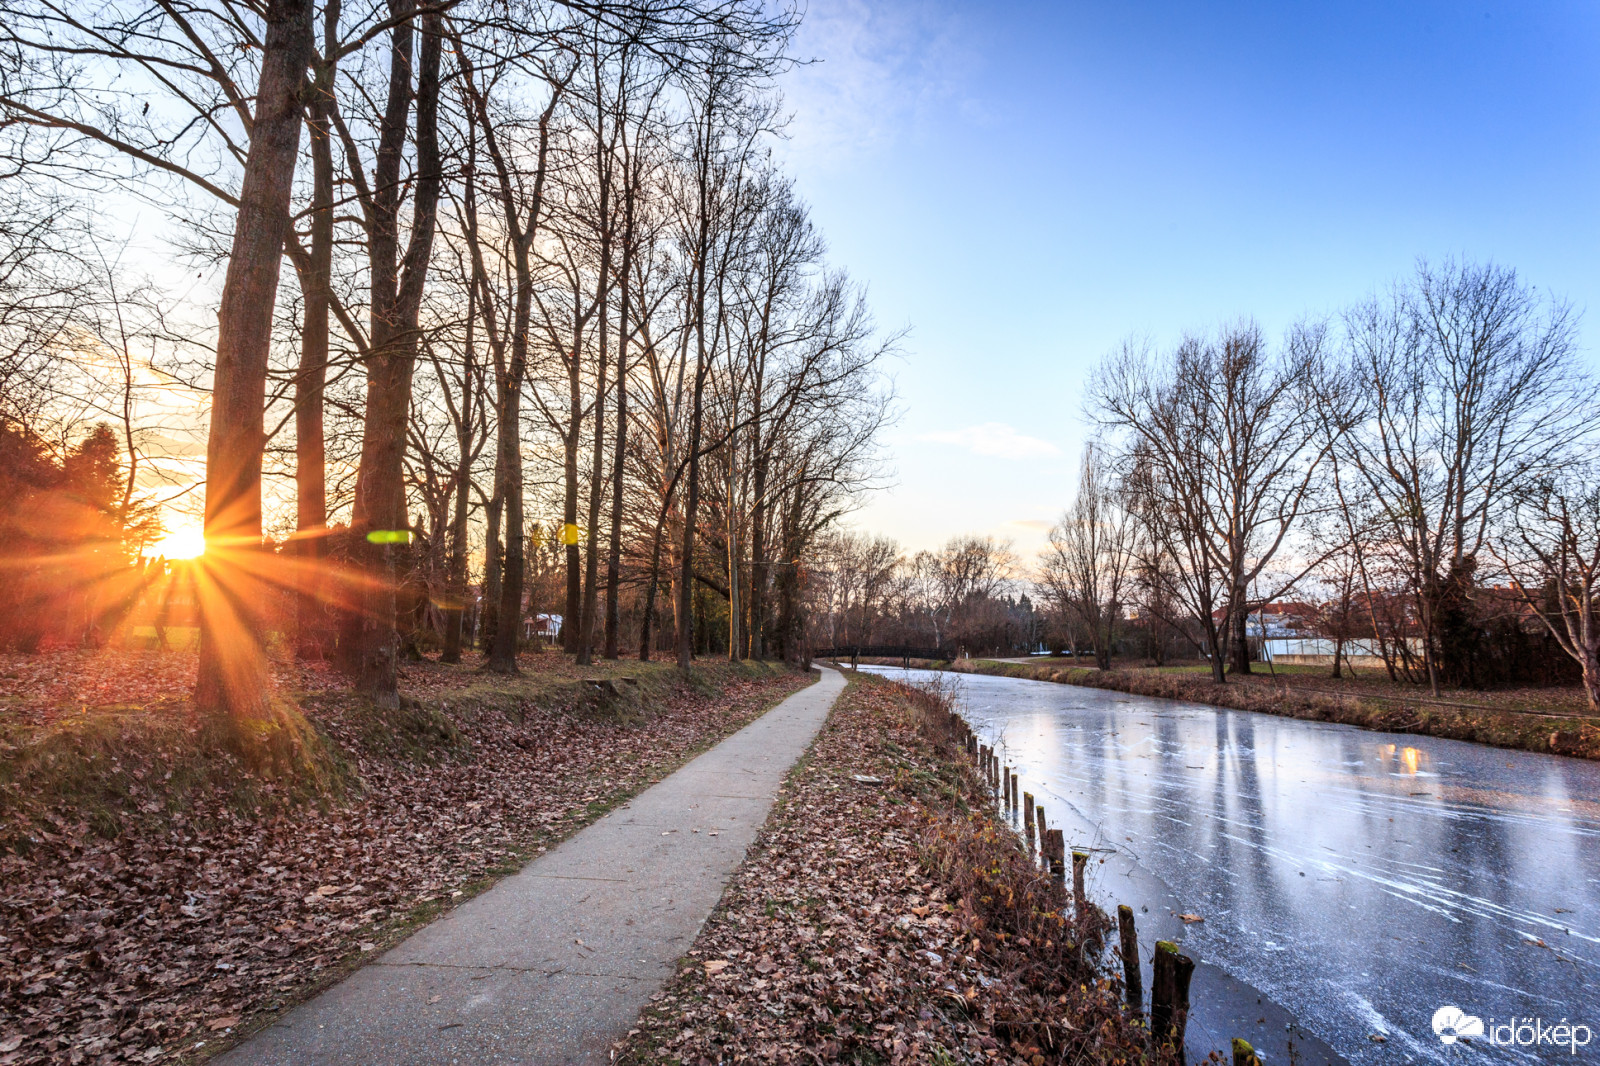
[1582,648,1600,712]
[563,389,581,652]
[440,284,475,664]
[748,447,768,659]
[291,84,332,661]
[481,490,502,651]
[726,453,741,661]
[1229,596,1253,675]
[193,0,314,724]
[486,330,526,672]
[603,175,633,661]
[577,157,612,665]
[640,517,665,661]
[1202,608,1226,683]
[345,4,442,707]
[677,363,707,671]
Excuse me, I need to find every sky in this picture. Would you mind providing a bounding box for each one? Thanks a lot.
[771,0,1600,562]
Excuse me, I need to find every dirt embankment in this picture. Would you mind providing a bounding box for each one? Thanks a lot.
[614,672,1164,1066]
[843,656,1600,761]
[0,653,809,1066]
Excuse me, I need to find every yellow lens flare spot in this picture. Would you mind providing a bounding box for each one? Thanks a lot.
[147,527,206,560]
[366,530,413,545]
[560,523,581,545]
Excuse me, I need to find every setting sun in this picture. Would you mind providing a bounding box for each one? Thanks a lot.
[148,527,206,560]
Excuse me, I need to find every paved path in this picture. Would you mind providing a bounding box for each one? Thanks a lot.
[220,667,845,1066]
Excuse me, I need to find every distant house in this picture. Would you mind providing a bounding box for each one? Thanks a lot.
[1210,602,1317,639]
[523,613,562,642]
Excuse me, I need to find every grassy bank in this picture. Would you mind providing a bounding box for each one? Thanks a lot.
[844,656,1600,761]
[614,671,1164,1066]
[0,651,810,1066]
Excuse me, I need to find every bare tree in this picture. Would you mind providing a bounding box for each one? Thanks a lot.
[1494,466,1600,709]
[1093,322,1332,681]
[1339,259,1595,694]
[1040,443,1135,670]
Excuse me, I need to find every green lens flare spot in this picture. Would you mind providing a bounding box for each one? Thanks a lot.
[366,530,413,544]
[560,523,581,545]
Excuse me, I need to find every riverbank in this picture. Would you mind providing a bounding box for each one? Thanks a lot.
[842,656,1600,760]
[0,651,808,1066]
[612,671,1163,1066]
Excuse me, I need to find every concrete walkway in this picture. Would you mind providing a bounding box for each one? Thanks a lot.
[219,667,845,1066]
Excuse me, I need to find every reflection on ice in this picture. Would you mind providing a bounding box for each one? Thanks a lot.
[862,665,1600,1066]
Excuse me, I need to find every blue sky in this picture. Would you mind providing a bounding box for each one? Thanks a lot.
[774,0,1600,559]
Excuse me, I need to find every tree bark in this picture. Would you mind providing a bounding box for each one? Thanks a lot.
[345,2,442,707]
[481,488,502,651]
[291,52,334,661]
[440,283,476,664]
[577,121,613,665]
[193,0,314,722]
[748,445,768,659]
[1229,596,1253,675]
[603,153,634,661]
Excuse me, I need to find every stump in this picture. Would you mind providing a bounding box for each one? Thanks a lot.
[1118,904,1142,1009]
[1151,940,1195,1051]
[1072,849,1088,921]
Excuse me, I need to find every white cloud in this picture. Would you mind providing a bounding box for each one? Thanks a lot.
[775,0,980,170]
[918,422,1062,459]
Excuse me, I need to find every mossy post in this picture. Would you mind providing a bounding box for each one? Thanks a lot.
[1232,1038,1261,1066]
[1046,828,1065,883]
[1009,772,1018,809]
[1071,849,1088,921]
[1151,940,1195,1051]
[1035,805,1048,864]
[1002,765,1011,806]
[1023,791,1035,846]
[1117,904,1142,1009]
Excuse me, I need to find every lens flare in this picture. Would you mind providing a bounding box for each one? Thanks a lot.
[148,527,206,560]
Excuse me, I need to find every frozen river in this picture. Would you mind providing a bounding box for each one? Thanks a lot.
[860,666,1600,1065]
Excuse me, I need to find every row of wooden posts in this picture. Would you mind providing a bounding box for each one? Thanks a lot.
[953,720,1262,1064]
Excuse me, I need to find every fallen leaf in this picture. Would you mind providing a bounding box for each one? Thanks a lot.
[207,1016,241,1031]
[1177,913,1205,923]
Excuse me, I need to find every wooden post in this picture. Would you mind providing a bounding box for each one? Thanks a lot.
[1072,850,1088,920]
[1022,792,1034,844]
[1117,905,1142,1009]
[1151,940,1195,1051]
[1035,806,1047,864]
[1009,772,1018,809]
[1002,766,1011,806]
[1232,1038,1260,1066]
[1045,828,1065,883]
